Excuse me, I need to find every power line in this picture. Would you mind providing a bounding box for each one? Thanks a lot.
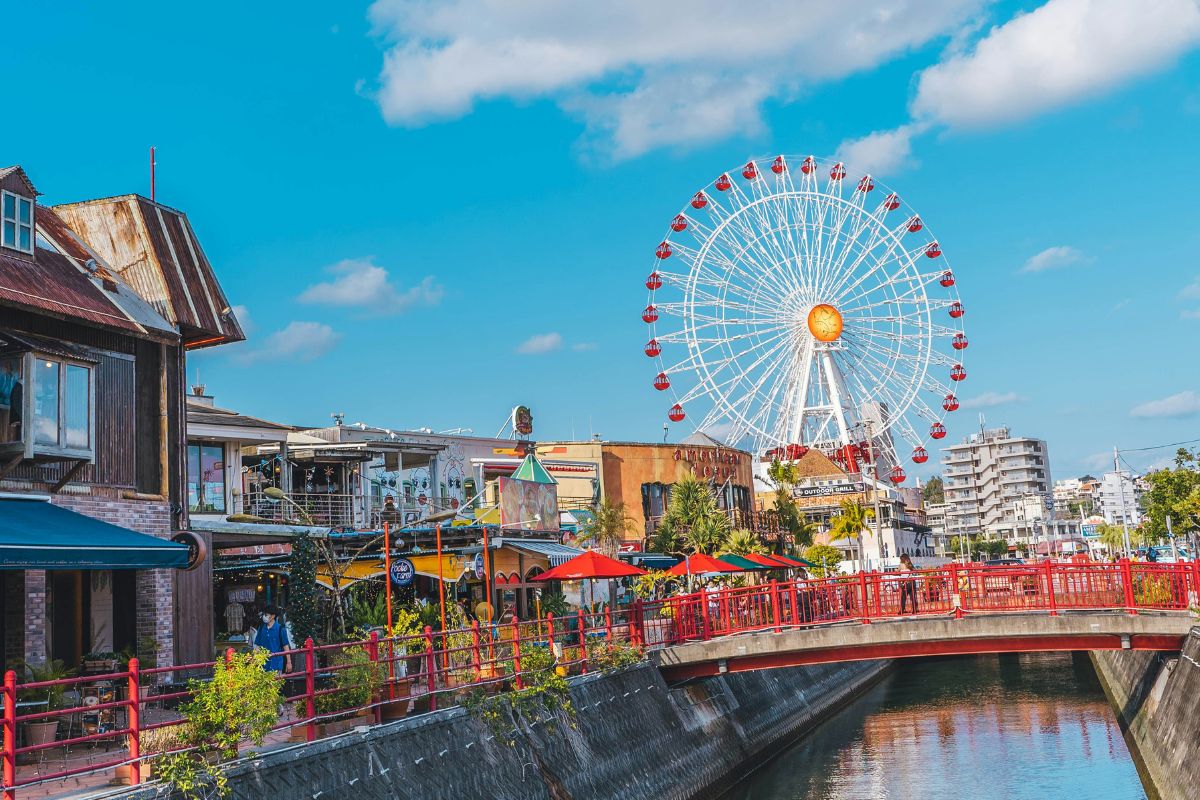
[1120,436,1200,454]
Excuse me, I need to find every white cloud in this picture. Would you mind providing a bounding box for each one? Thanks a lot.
[959,391,1026,409]
[298,257,443,315]
[1020,245,1089,273]
[1130,390,1200,419]
[367,0,981,160]
[234,322,342,364]
[516,332,564,355]
[572,342,598,352]
[1182,308,1200,320]
[835,123,929,176]
[911,0,1200,129]
[230,304,254,335]
[1179,276,1200,300]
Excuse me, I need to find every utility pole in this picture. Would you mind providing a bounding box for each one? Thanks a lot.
[1115,446,1132,558]
[864,420,882,572]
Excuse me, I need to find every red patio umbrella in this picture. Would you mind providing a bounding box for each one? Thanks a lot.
[666,552,743,576]
[533,549,648,581]
[743,553,795,569]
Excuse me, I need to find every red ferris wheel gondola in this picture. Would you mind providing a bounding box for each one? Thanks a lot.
[655,242,672,259]
[911,447,929,464]
[883,193,901,210]
[948,302,964,318]
[939,270,955,287]
[889,466,906,484]
[952,333,968,350]
[742,161,759,180]
[691,191,708,209]
[653,372,671,391]
[830,162,847,180]
[642,305,658,323]
[857,176,874,193]
[950,364,966,382]
[671,214,688,232]
[925,242,942,258]
[907,216,923,233]
[943,394,959,412]
[646,272,662,290]
[668,403,685,422]
[644,339,661,357]
[715,174,732,191]
[771,156,786,174]
[800,155,816,174]
[930,422,947,439]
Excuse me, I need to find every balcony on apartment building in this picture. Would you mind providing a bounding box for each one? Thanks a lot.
[243,489,460,530]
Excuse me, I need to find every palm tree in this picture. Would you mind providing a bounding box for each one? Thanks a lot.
[720,528,767,556]
[578,499,636,555]
[829,499,873,570]
[654,470,731,555]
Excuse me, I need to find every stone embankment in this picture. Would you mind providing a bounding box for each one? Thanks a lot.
[110,659,888,800]
[1091,625,1200,800]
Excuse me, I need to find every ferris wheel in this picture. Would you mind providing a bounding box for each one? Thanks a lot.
[642,155,967,484]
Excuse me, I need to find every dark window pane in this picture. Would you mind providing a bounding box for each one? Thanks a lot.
[33,359,59,446]
[0,356,22,444]
[65,365,89,448]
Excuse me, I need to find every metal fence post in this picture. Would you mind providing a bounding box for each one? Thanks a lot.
[577,609,588,673]
[304,638,316,742]
[3,669,16,800]
[770,581,783,634]
[424,626,437,712]
[1044,561,1058,616]
[858,571,871,624]
[470,621,482,678]
[511,619,524,691]
[632,599,645,647]
[126,657,141,785]
[1121,559,1138,615]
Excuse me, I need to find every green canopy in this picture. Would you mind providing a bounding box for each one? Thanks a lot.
[511,452,557,485]
[717,553,771,571]
[0,498,189,570]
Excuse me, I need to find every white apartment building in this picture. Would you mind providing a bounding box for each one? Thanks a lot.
[925,501,951,555]
[1053,478,1082,507]
[1098,470,1143,526]
[941,427,1053,538]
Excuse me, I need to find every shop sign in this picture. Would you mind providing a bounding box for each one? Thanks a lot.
[794,482,865,499]
[617,541,644,553]
[672,447,742,479]
[171,531,207,571]
[512,405,534,437]
[473,553,486,579]
[227,586,255,603]
[389,558,415,587]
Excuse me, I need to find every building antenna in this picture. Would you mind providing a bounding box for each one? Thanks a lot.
[150,146,157,203]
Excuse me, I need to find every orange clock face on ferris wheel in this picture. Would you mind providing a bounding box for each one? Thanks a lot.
[807,303,844,342]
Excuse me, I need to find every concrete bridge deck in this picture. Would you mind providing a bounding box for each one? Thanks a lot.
[652,611,1195,681]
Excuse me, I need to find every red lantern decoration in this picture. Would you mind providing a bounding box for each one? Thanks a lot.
[646,272,662,290]
[668,403,685,422]
[715,174,732,191]
[771,156,786,174]
[830,162,847,180]
[930,422,947,440]
[950,364,966,382]
[642,305,658,323]
[889,465,906,484]
[951,333,968,350]
[925,241,942,258]
[857,176,874,192]
[653,372,671,391]
[911,447,929,464]
[943,394,959,412]
[801,156,816,174]
[948,301,964,319]
[742,161,759,180]
[655,242,672,259]
[691,191,708,209]
[939,270,955,287]
[907,216,923,233]
[883,193,900,211]
[644,339,661,357]
[671,214,688,232]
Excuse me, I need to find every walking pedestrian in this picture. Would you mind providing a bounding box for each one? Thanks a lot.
[253,604,293,674]
[899,554,919,615]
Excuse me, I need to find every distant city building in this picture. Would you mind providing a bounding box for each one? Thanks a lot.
[941,427,1053,537]
[1098,470,1143,527]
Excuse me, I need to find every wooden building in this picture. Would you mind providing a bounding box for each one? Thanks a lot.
[0,165,243,672]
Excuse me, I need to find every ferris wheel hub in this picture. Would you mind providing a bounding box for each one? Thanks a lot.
[806,303,844,343]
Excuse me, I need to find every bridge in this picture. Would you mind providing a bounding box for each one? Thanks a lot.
[634,560,1200,682]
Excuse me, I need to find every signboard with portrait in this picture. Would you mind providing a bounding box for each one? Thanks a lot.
[499,476,558,532]
[511,405,534,437]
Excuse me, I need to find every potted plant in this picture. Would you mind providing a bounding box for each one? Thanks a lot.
[82,651,120,674]
[16,660,74,757]
[111,723,187,784]
[290,646,381,740]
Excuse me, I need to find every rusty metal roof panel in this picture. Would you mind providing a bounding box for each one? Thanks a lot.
[53,195,245,348]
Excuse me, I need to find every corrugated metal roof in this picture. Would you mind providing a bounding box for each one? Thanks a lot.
[186,400,293,431]
[53,195,245,348]
[0,205,176,339]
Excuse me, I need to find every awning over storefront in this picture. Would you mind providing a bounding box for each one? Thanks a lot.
[503,540,587,566]
[0,497,189,570]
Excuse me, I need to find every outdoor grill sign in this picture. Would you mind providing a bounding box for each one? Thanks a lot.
[794,482,865,499]
[389,558,415,587]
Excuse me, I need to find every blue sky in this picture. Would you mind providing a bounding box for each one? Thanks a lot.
[7,0,1200,481]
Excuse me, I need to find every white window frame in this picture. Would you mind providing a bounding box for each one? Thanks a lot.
[1,190,34,255]
[1,351,97,462]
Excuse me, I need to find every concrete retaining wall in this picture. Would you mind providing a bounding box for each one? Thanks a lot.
[1091,626,1200,800]
[114,659,888,800]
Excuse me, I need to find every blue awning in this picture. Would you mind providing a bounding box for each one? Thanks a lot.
[0,498,189,570]
[503,540,586,566]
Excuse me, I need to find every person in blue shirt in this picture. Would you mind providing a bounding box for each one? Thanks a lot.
[252,605,293,674]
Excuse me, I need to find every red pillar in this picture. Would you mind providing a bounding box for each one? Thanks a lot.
[470,621,482,679]
[424,626,437,711]
[858,571,871,624]
[366,632,381,724]
[577,609,588,673]
[511,619,524,690]
[304,638,316,742]
[770,582,783,634]
[127,657,141,785]
[2,670,14,800]
[1044,561,1058,616]
[1120,559,1137,615]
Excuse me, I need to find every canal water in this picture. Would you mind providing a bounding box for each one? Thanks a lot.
[727,653,1148,800]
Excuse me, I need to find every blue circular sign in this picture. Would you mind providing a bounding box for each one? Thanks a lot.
[389,558,415,587]
[473,553,486,579]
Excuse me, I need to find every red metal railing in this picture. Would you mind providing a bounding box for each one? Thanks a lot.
[2,559,1197,799]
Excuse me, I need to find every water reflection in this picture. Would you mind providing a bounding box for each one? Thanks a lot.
[726,653,1145,800]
